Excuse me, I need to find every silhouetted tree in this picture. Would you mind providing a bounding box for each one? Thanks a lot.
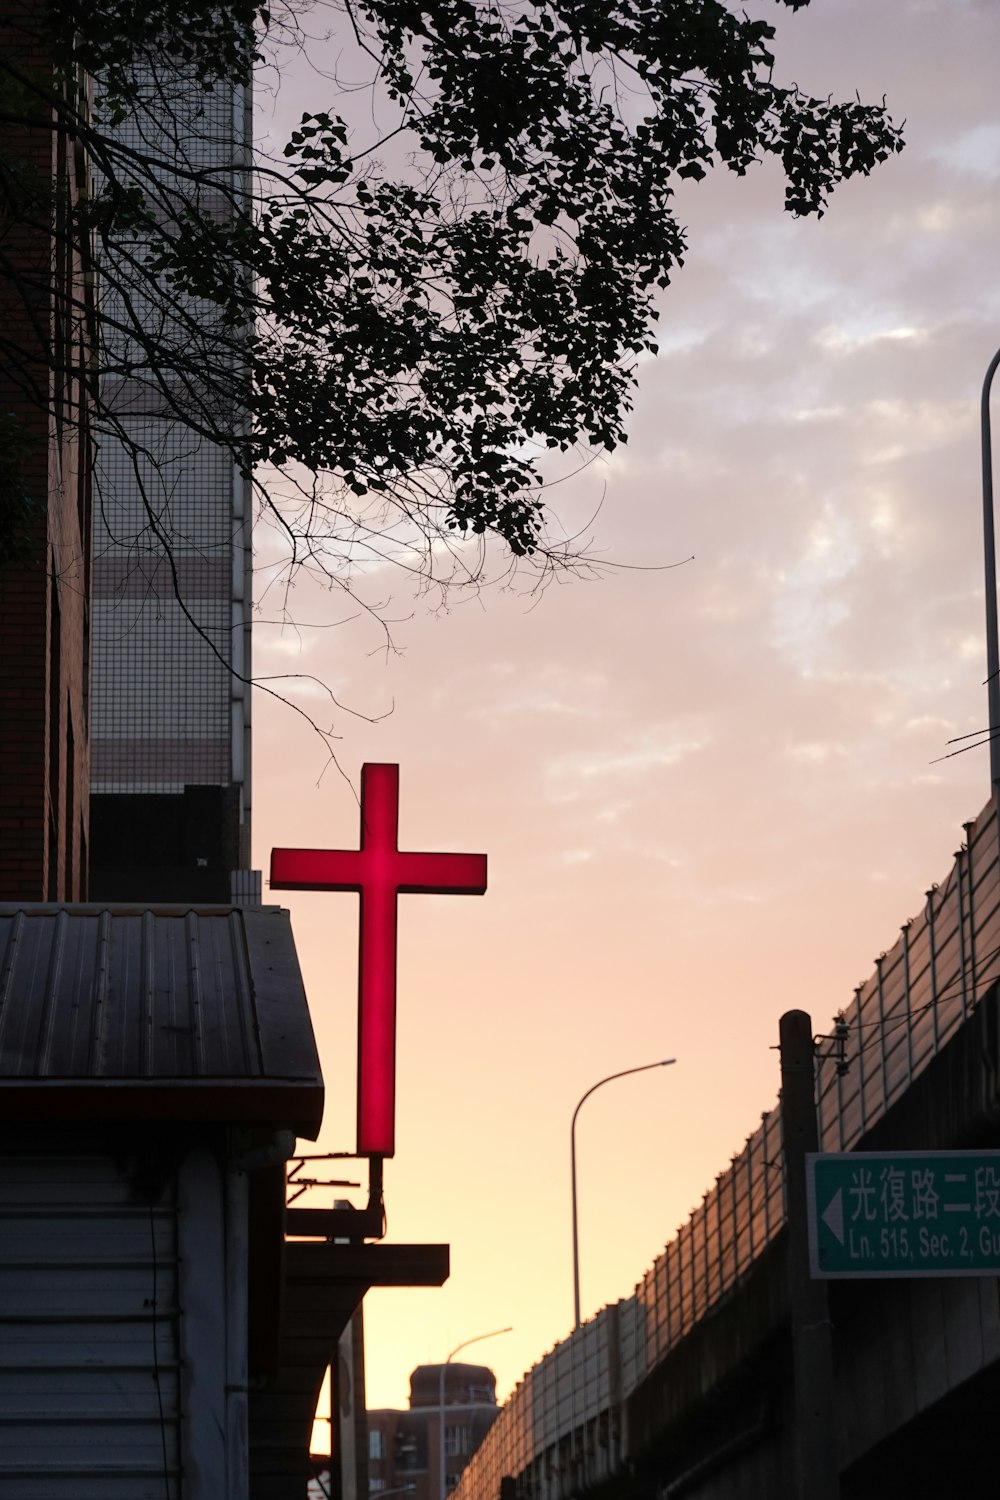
[0,0,903,581]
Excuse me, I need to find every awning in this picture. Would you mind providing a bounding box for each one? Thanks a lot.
[0,903,324,1137]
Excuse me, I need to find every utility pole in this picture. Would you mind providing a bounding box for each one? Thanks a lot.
[779,1010,840,1500]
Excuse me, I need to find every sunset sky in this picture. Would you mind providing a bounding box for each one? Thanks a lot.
[252,0,1000,1415]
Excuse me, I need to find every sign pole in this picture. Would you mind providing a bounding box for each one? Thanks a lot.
[779,1010,840,1500]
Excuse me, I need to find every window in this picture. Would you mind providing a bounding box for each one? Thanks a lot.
[445,1426,471,1458]
[369,1482,386,1494]
[395,1430,418,1471]
[368,1430,384,1461]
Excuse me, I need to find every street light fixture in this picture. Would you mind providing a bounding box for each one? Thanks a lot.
[438,1326,512,1500]
[571,1059,676,1330]
[981,346,1000,794]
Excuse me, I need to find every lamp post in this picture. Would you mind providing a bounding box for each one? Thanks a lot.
[438,1326,512,1500]
[571,1059,676,1330]
[982,347,1000,794]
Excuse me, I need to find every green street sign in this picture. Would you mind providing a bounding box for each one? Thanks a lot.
[807,1151,1000,1278]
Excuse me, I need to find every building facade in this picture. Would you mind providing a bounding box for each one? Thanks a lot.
[0,3,94,902]
[0,901,324,1500]
[1,19,457,1500]
[368,1364,500,1500]
[88,59,255,903]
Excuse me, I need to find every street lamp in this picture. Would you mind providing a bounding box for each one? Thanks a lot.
[571,1059,676,1330]
[438,1326,512,1500]
[981,346,1000,793]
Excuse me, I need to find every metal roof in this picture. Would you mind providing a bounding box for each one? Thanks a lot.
[0,904,323,1136]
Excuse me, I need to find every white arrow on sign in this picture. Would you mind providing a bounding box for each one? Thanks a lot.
[821,1188,844,1245]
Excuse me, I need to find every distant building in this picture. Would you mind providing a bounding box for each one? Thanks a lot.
[368,1364,500,1500]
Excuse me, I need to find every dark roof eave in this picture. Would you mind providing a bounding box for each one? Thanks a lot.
[0,1079,325,1138]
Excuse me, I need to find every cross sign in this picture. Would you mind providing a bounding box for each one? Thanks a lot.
[270,764,487,1156]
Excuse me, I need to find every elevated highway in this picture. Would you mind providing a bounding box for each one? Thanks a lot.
[453,796,1000,1500]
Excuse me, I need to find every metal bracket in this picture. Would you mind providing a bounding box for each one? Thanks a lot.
[285,1154,386,1241]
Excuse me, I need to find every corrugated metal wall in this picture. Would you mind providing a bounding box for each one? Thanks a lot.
[454,796,1000,1500]
[0,1136,181,1498]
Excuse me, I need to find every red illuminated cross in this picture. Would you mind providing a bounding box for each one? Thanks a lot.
[269,763,487,1157]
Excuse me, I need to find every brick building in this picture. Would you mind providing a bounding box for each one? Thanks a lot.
[0,0,254,907]
[0,3,94,901]
[368,1364,500,1500]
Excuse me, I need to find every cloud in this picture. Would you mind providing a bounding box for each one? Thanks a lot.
[929,123,1000,178]
[815,324,929,354]
[544,725,712,799]
[471,664,608,725]
[783,741,849,764]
